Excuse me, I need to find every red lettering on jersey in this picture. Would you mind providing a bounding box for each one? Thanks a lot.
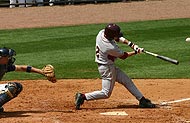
[96,46,100,58]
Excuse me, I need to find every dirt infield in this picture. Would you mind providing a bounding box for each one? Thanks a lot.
[0,0,190,122]
[1,79,190,123]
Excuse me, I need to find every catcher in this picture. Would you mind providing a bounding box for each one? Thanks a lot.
[0,47,56,112]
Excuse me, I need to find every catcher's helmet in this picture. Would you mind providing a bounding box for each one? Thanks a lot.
[0,47,16,65]
[0,47,16,58]
[104,23,121,40]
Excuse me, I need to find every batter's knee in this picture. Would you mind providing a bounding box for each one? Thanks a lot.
[0,82,23,107]
[102,90,112,99]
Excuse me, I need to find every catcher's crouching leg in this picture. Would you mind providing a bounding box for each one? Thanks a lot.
[0,82,23,110]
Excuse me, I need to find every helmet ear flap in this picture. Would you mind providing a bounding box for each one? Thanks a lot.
[119,32,123,37]
[115,32,124,42]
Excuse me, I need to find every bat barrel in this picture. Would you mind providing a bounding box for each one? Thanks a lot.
[144,50,179,65]
[157,55,179,65]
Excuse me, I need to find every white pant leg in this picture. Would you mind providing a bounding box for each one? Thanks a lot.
[10,0,16,8]
[115,67,143,101]
[18,0,25,7]
[85,64,116,100]
[0,84,8,91]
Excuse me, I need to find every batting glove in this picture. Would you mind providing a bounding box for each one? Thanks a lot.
[135,47,144,54]
[133,45,139,51]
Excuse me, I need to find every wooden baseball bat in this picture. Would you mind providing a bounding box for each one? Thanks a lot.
[143,50,179,65]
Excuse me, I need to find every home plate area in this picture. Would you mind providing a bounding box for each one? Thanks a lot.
[100,111,128,116]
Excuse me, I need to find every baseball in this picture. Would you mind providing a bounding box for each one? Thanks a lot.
[185,37,190,42]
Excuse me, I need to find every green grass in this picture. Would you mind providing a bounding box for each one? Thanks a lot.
[0,18,190,80]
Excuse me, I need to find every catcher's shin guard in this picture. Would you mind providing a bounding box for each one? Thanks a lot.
[0,82,23,107]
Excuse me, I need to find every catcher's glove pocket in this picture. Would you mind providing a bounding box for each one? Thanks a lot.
[42,64,57,83]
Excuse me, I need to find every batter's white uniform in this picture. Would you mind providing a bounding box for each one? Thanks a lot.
[85,29,143,101]
[0,84,7,91]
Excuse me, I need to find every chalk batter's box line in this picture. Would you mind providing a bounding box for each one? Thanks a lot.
[160,98,190,106]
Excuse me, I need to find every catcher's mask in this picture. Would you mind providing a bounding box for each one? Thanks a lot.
[104,23,121,40]
[0,47,16,64]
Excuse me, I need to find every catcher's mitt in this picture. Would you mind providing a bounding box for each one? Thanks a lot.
[42,64,57,83]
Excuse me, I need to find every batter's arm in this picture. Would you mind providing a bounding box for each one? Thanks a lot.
[127,51,137,57]
[119,51,138,60]
[119,37,137,49]
[118,37,144,53]
[118,37,130,45]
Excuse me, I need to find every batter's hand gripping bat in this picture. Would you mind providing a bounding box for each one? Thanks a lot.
[143,50,179,65]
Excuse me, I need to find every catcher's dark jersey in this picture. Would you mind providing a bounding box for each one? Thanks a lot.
[0,64,15,81]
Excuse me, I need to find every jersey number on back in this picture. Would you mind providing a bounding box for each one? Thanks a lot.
[96,46,100,58]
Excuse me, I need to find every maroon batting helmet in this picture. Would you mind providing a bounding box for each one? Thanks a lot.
[104,23,121,40]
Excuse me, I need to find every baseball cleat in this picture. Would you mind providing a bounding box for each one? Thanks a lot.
[139,97,156,108]
[75,93,84,110]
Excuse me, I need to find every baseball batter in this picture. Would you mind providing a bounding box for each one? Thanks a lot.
[0,47,56,112]
[75,23,156,110]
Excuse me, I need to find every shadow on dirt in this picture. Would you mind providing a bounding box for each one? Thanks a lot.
[82,104,139,110]
[116,104,139,108]
[117,104,160,109]
[0,110,74,118]
[0,111,42,118]
[82,104,160,110]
